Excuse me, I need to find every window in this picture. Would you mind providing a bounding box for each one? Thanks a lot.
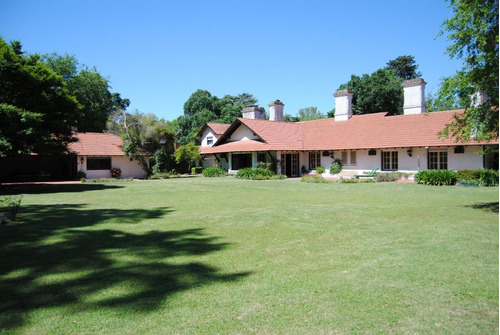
[454,146,464,154]
[257,153,266,163]
[429,151,448,170]
[368,149,377,156]
[350,151,357,166]
[87,157,111,170]
[309,152,321,169]
[232,154,252,170]
[207,136,213,146]
[382,151,398,171]
[341,151,348,165]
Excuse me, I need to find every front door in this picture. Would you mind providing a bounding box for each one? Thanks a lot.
[281,153,299,177]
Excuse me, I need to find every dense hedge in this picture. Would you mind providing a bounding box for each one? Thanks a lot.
[236,168,277,180]
[456,169,481,182]
[479,169,499,186]
[202,167,226,177]
[191,166,204,174]
[415,170,457,186]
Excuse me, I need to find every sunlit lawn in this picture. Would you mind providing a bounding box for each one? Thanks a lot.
[0,178,498,334]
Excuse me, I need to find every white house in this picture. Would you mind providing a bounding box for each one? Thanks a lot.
[68,132,147,179]
[199,79,498,177]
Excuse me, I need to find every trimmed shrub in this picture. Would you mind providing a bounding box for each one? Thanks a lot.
[457,169,481,182]
[202,167,226,177]
[375,172,399,182]
[341,178,376,184]
[316,166,325,174]
[330,159,342,174]
[191,166,204,174]
[479,169,499,187]
[236,168,275,180]
[415,170,457,186]
[301,175,329,183]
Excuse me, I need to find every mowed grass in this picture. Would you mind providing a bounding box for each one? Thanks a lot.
[0,178,498,334]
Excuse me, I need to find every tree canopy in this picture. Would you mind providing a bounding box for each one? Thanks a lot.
[176,90,257,144]
[438,0,499,142]
[337,55,421,116]
[296,106,325,121]
[42,53,128,132]
[0,39,80,158]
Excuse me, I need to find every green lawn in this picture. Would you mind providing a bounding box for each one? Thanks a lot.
[0,178,498,334]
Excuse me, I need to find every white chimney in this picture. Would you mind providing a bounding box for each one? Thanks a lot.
[403,78,426,115]
[242,105,266,119]
[268,99,284,122]
[333,89,353,121]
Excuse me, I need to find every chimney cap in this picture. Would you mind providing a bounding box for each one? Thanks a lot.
[268,99,284,106]
[402,78,426,87]
[333,89,353,97]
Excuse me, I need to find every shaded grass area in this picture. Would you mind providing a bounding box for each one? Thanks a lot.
[0,179,498,334]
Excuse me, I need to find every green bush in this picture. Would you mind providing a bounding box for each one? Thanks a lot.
[457,169,481,182]
[479,169,499,186]
[202,167,226,177]
[257,161,273,170]
[330,159,342,174]
[191,166,204,174]
[415,170,457,186]
[341,178,376,184]
[375,172,400,182]
[301,175,329,183]
[0,195,23,221]
[236,168,275,180]
[316,166,325,174]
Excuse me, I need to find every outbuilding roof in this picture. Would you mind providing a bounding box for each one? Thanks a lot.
[68,132,125,156]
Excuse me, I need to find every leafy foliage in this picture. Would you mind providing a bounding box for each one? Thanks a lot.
[202,167,226,177]
[414,170,457,186]
[235,168,275,180]
[0,39,80,157]
[316,166,325,174]
[42,53,129,132]
[301,175,329,183]
[456,169,481,182]
[296,106,325,121]
[330,159,342,174]
[174,143,201,172]
[438,0,499,142]
[337,55,421,116]
[479,169,499,186]
[175,90,257,144]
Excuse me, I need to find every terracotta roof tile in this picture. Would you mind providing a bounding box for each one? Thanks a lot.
[68,133,125,156]
[206,122,231,135]
[200,110,498,154]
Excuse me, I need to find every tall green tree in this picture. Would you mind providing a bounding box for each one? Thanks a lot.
[339,68,404,115]
[43,53,127,132]
[386,55,422,80]
[337,55,422,116]
[0,39,80,157]
[438,0,499,142]
[108,109,176,175]
[176,90,257,144]
[296,106,325,121]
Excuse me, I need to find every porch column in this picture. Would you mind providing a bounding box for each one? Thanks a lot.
[276,151,282,175]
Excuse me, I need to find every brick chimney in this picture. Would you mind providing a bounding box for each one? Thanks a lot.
[403,78,426,115]
[242,105,266,119]
[268,99,284,122]
[333,89,353,121]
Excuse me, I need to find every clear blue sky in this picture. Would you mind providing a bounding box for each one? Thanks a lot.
[0,0,462,121]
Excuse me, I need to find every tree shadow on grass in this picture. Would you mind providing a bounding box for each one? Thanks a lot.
[0,204,250,331]
[0,183,125,195]
[467,202,499,213]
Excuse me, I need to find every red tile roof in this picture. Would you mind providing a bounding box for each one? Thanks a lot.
[200,110,498,154]
[68,132,125,156]
[197,122,231,137]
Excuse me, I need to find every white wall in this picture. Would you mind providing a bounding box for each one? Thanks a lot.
[229,125,260,141]
[78,156,146,179]
[200,129,218,147]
